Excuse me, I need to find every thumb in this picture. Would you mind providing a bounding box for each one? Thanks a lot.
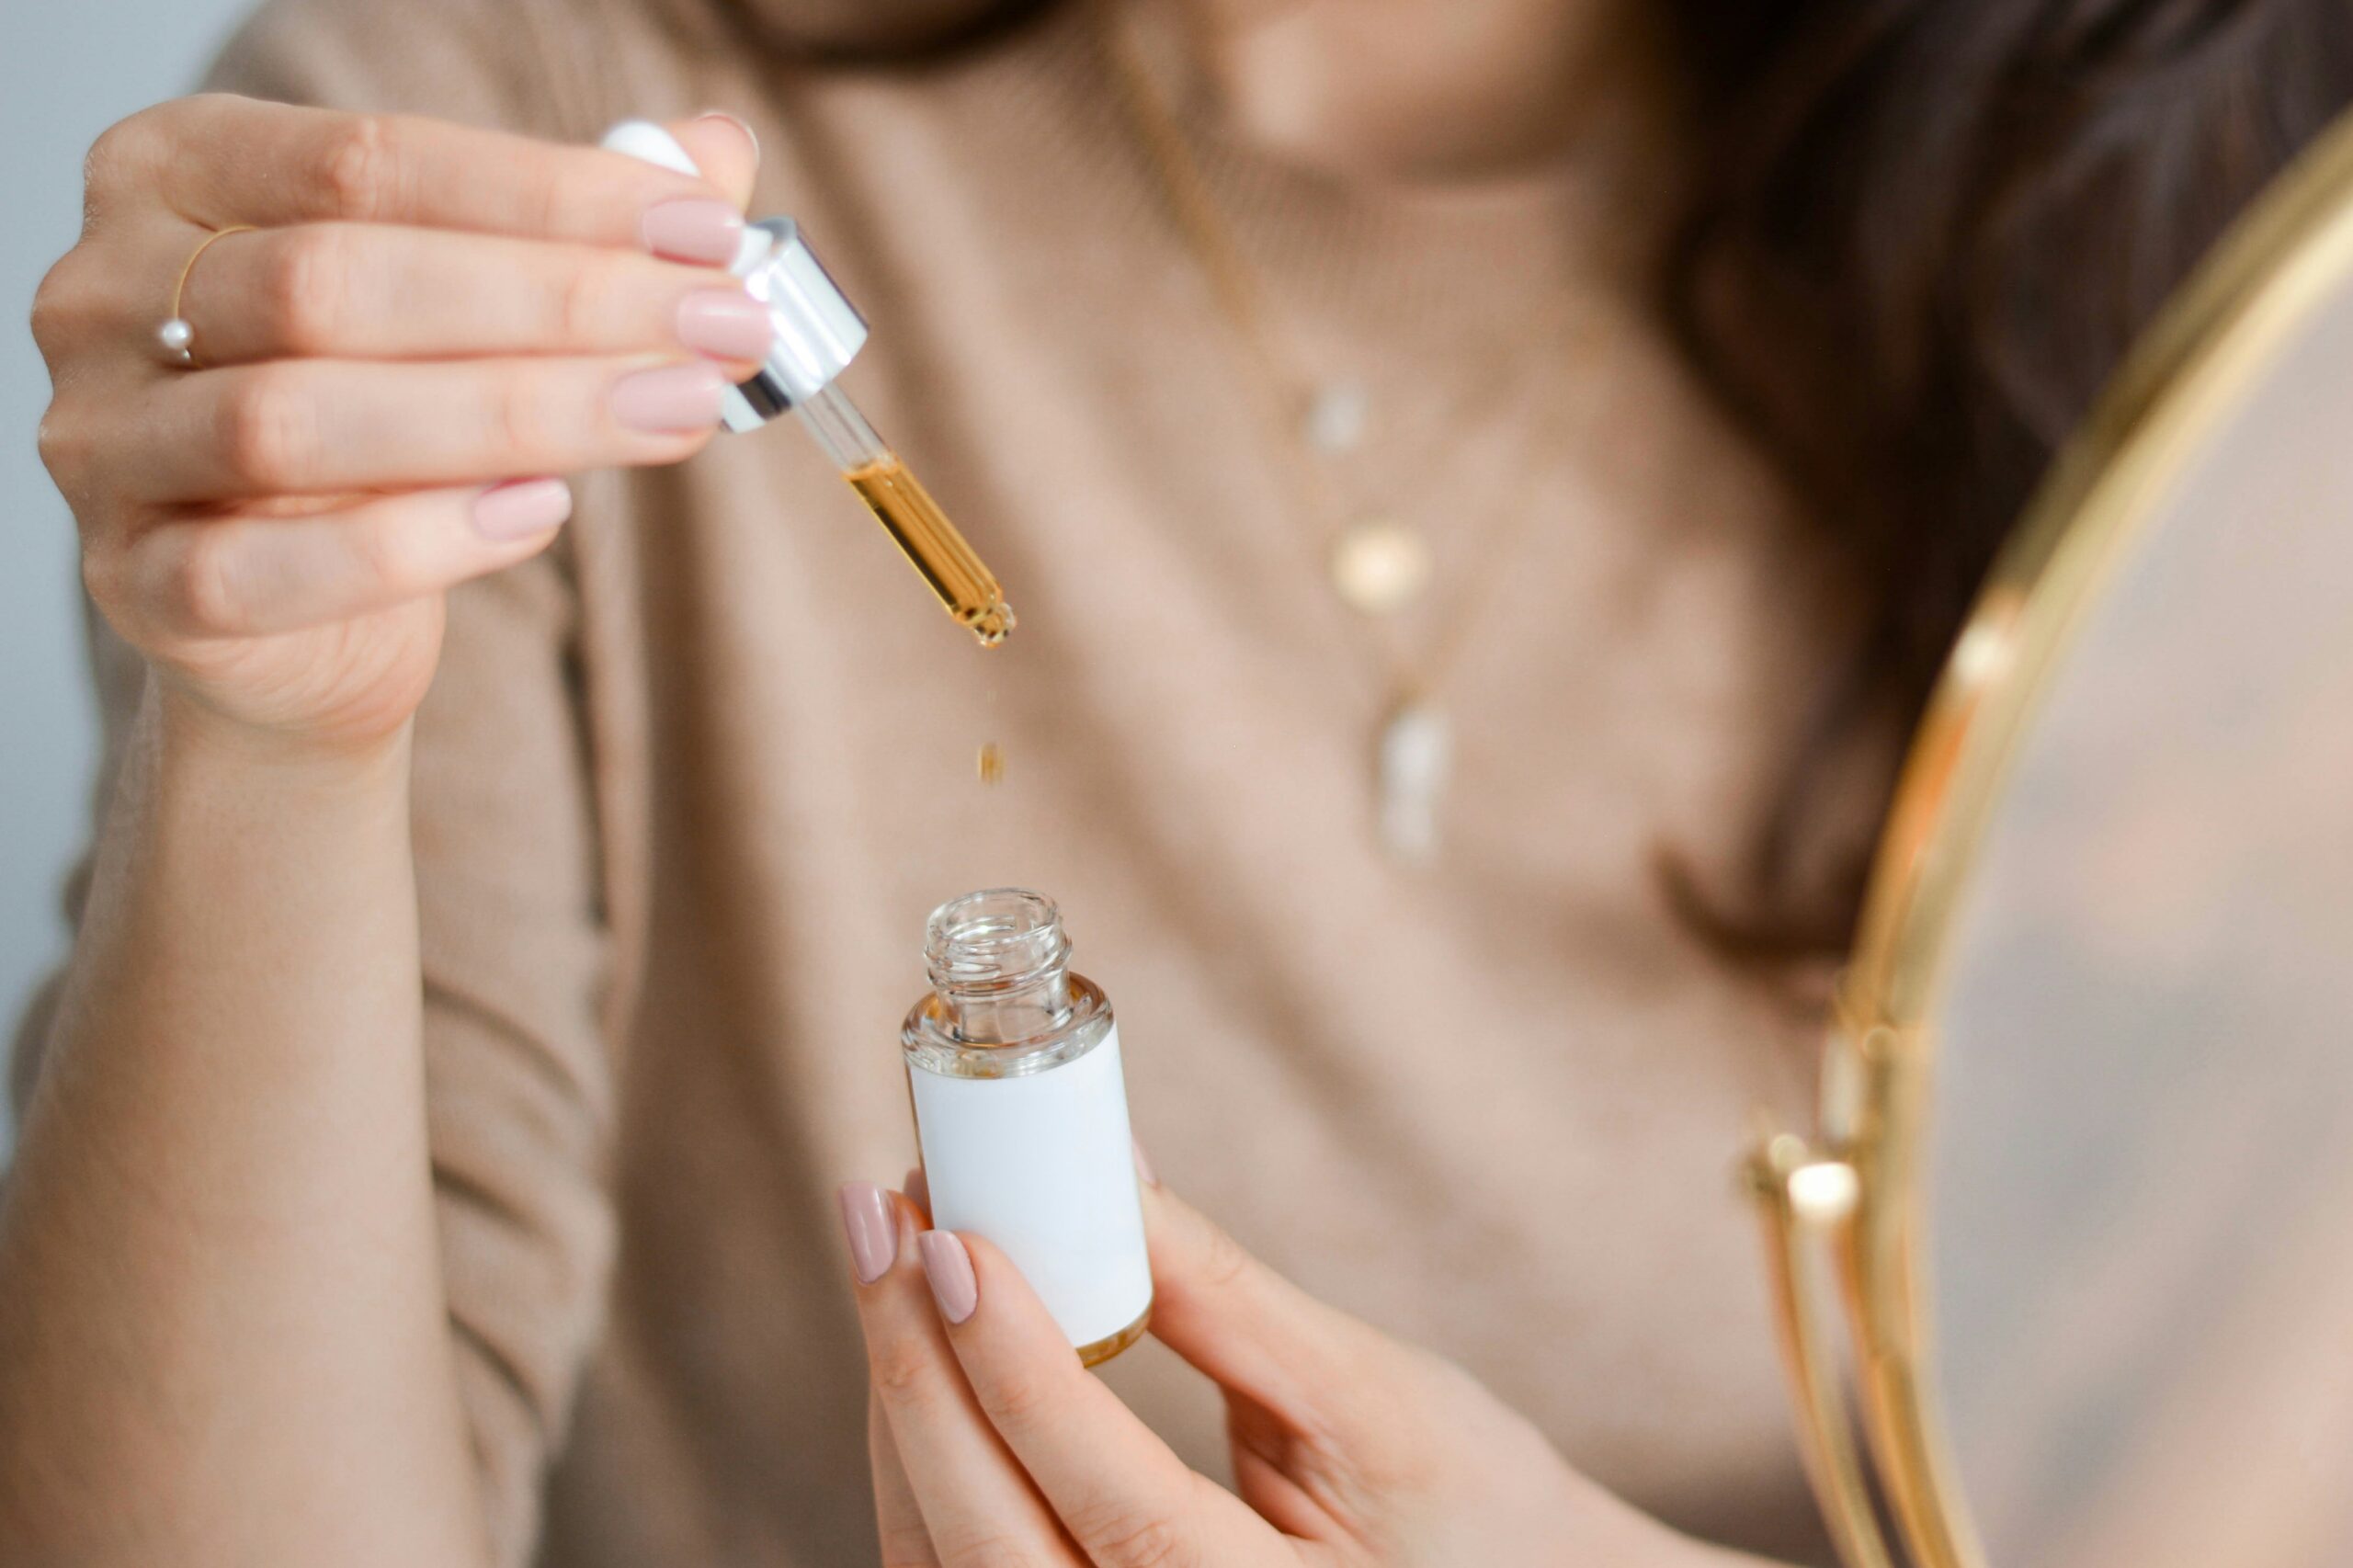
[663,111,761,211]
[1138,1161,1395,1436]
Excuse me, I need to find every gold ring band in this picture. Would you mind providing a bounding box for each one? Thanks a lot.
[158,223,256,368]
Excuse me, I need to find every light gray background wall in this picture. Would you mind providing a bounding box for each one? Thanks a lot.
[2,2,252,1136]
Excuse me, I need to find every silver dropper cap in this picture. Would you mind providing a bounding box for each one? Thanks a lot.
[720,218,869,432]
[596,120,867,433]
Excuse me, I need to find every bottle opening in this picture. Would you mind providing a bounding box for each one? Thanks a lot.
[924,888,1074,1043]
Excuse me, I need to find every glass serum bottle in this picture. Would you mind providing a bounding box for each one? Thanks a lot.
[903,890,1153,1365]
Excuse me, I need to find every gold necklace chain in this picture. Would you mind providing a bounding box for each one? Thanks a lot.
[1096,0,1602,705]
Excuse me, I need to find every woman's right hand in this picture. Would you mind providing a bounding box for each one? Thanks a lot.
[31,95,765,755]
[846,1171,1768,1568]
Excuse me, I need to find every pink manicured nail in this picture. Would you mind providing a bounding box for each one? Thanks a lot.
[1131,1137,1157,1187]
[611,362,725,432]
[697,109,759,164]
[917,1231,978,1324]
[838,1182,897,1286]
[675,288,772,361]
[472,477,572,541]
[640,198,744,264]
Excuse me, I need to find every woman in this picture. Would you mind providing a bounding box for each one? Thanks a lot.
[3,0,2340,1563]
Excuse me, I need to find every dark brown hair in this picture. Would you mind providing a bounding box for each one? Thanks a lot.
[1662,0,2353,947]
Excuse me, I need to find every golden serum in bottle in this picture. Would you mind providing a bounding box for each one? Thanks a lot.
[902,890,1152,1365]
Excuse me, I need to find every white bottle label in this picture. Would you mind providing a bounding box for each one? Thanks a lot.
[908,1025,1153,1349]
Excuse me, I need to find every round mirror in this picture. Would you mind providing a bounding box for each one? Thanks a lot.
[1751,104,2353,1568]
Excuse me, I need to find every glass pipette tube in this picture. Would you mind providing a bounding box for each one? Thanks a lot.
[790,384,1016,647]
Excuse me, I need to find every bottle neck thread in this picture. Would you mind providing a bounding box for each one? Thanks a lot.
[924,888,1074,1045]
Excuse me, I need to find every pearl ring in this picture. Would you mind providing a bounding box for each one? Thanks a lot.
[159,224,255,369]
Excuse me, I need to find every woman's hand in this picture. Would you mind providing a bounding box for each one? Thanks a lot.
[838,1165,1764,1568]
[30,95,764,754]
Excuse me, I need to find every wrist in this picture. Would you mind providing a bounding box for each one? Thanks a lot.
[149,675,413,790]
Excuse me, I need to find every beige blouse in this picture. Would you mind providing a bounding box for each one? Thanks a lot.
[16,0,1863,1560]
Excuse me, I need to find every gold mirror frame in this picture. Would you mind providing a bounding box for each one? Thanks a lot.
[1744,104,2353,1568]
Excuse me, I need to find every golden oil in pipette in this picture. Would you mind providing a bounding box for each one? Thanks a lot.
[601,144,1016,649]
[845,455,1017,647]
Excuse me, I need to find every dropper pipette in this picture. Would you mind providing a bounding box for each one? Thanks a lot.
[603,121,1016,647]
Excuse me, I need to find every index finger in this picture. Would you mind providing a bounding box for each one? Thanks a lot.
[142,96,733,247]
[837,1185,1077,1565]
[926,1230,1272,1568]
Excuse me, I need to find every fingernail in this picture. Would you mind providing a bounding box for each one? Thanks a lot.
[1132,1137,1157,1187]
[640,198,744,264]
[611,362,726,432]
[916,1231,978,1324]
[697,109,759,164]
[472,477,573,540]
[675,288,772,361]
[838,1182,898,1285]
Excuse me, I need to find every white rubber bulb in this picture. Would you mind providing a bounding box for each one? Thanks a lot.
[599,119,701,176]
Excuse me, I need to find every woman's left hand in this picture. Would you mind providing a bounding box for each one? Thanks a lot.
[835,1163,1766,1568]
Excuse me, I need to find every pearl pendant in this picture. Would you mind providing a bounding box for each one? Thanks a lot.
[158,317,195,365]
[1330,517,1431,617]
[1302,380,1370,453]
[1376,697,1452,861]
